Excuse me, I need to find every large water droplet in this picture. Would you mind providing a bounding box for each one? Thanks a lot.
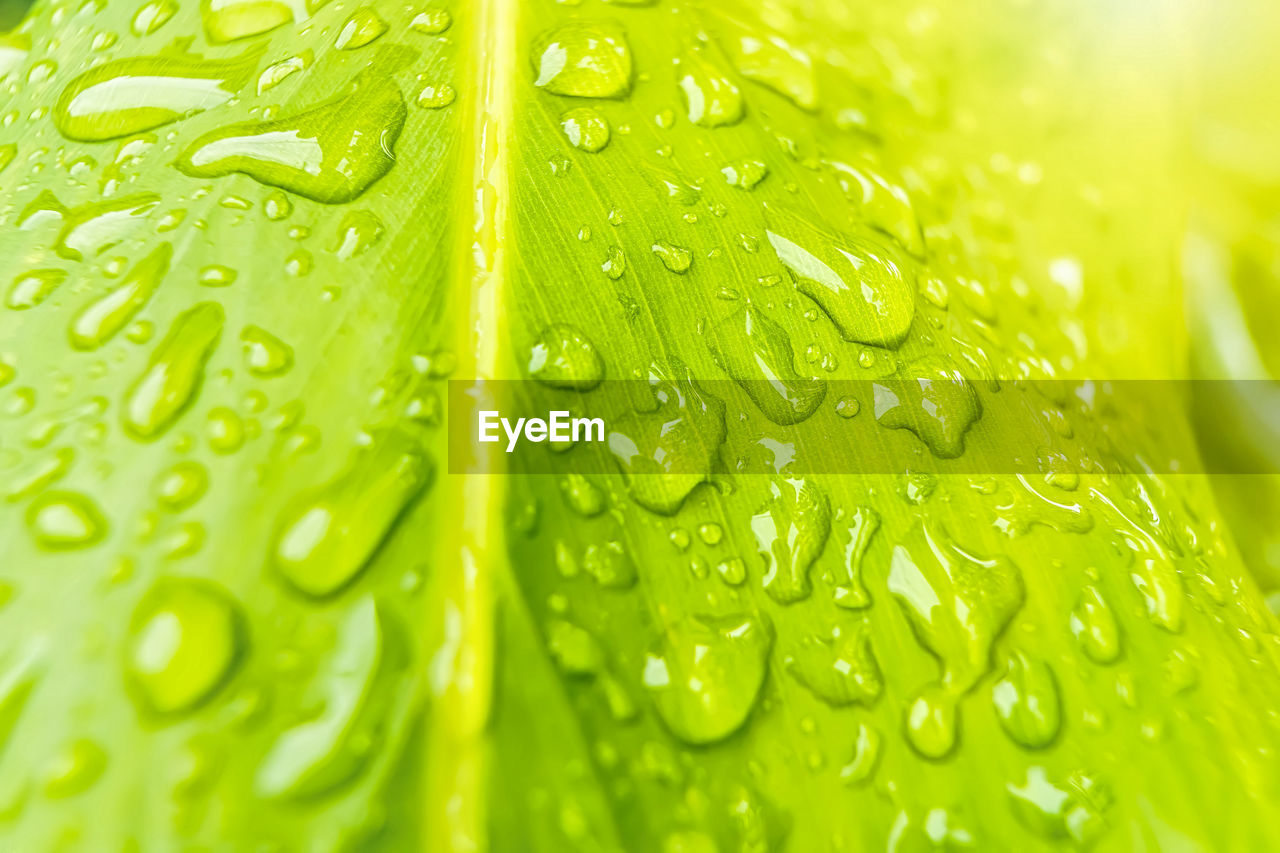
[709,306,825,425]
[834,506,877,609]
[54,43,266,142]
[766,210,916,347]
[335,8,387,50]
[26,491,108,550]
[123,302,223,440]
[560,107,610,152]
[991,650,1061,749]
[677,46,743,127]
[255,597,392,798]
[55,193,160,261]
[6,269,66,311]
[643,613,772,745]
[527,324,604,390]
[785,623,881,706]
[126,579,244,715]
[532,24,632,99]
[873,361,982,458]
[201,0,309,43]
[752,476,831,604]
[608,369,726,515]
[725,33,816,110]
[69,242,170,350]
[272,429,432,597]
[1069,584,1120,664]
[177,70,406,204]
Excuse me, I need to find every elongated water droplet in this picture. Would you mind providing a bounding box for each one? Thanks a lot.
[785,624,881,706]
[766,210,916,347]
[330,210,384,259]
[156,460,209,511]
[416,83,456,108]
[122,302,223,440]
[677,47,743,127]
[54,43,266,142]
[27,491,108,550]
[560,107,610,152]
[69,242,171,350]
[44,739,107,799]
[906,685,957,760]
[241,325,293,376]
[873,360,982,458]
[826,159,924,256]
[709,306,825,425]
[608,370,726,515]
[411,9,451,34]
[132,0,177,36]
[532,24,632,99]
[992,650,1061,749]
[1007,767,1111,845]
[726,33,816,109]
[527,324,604,390]
[55,193,160,261]
[889,523,1024,693]
[834,506,877,609]
[5,448,75,502]
[126,579,243,715]
[177,71,407,204]
[643,613,772,745]
[335,8,387,50]
[721,158,767,189]
[840,722,880,786]
[257,52,311,95]
[651,241,692,273]
[6,269,66,310]
[255,597,390,798]
[1070,584,1120,664]
[272,429,432,597]
[752,476,831,604]
[201,0,304,43]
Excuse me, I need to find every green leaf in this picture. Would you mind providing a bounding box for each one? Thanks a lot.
[1,0,1279,850]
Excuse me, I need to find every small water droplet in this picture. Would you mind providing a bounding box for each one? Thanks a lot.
[527,324,604,390]
[560,107,610,152]
[532,24,632,98]
[335,8,388,50]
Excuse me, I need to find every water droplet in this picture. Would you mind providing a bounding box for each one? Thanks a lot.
[532,24,632,98]
[43,739,107,799]
[335,8,387,50]
[177,70,407,204]
[272,429,432,597]
[206,406,246,454]
[766,210,916,347]
[241,325,293,376]
[547,618,605,675]
[330,210,384,259]
[991,650,1061,749]
[126,579,243,715]
[1007,767,1111,845]
[873,361,982,458]
[835,395,860,418]
[726,33,816,109]
[583,540,637,588]
[785,623,881,706]
[69,242,170,350]
[890,523,1024,693]
[752,477,831,604]
[122,302,223,440]
[840,722,880,786]
[608,369,725,514]
[677,46,743,127]
[1069,584,1120,664]
[257,51,311,95]
[716,557,746,586]
[826,160,924,256]
[198,264,237,287]
[416,83,456,108]
[201,0,304,43]
[651,240,692,273]
[263,190,292,221]
[834,506,877,609]
[6,269,66,311]
[905,684,957,760]
[27,491,108,550]
[560,107,610,152]
[411,8,452,34]
[54,43,266,142]
[255,597,389,798]
[559,473,606,517]
[527,324,604,390]
[643,613,772,745]
[55,193,160,261]
[155,460,208,511]
[709,306,825,425]
[132,0,177,36]
[602,245,626,279]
